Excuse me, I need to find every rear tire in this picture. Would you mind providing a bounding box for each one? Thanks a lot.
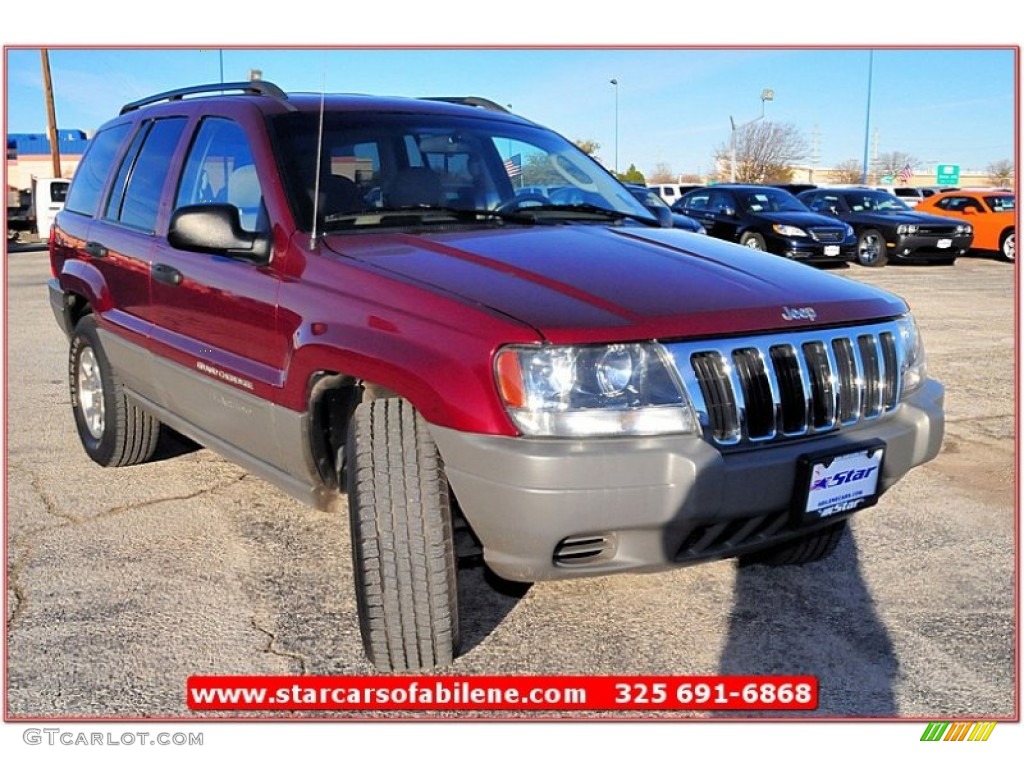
[346,398,460,671]
[69,315,161,467]
[999,229,1015,262]
[739,519,848,567]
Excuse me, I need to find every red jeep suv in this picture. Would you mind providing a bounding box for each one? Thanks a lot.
[49,81,945,672]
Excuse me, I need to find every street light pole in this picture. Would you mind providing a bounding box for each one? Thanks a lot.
[610,78,619,176]
[861,49,874,185]
[730,88,774,183]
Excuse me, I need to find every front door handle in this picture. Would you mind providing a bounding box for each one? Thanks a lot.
[152,263,183,287]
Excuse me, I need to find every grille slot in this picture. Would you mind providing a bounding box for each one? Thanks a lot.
[553,535,614,567]
[671,320,905,447]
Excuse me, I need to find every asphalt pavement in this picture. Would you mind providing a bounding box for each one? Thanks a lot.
[3,245,1016,719]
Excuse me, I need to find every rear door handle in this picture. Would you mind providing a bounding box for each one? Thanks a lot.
[152,263,183,287]
[83,241,108,258]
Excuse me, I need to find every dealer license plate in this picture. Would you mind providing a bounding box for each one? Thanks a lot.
[937,238,952,248]
[799,444,884,521]
[823,245,841,256]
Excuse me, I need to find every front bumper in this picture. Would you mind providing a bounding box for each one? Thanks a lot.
[889,233,972,260]
[431,378,943,582]
[765,233,856,262]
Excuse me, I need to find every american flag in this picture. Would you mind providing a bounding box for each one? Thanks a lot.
[504,154,522,178]
[896,162,913,183]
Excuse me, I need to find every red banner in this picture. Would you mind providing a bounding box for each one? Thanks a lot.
[187,675,817,712]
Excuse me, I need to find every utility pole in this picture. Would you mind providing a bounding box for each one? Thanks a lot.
[40,49,62,178]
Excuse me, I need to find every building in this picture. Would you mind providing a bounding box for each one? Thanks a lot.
[6,129,89,189]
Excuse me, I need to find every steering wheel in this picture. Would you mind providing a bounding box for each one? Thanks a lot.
[497,191,551,212]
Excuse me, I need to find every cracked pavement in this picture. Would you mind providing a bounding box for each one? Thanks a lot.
[3,246,1016,719]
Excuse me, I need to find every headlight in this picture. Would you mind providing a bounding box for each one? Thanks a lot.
[696,224,707,235]
[772,224,808,238]
[896,314,927,397]
[495,343,698,437]
[844,224,854,237]
[957,223,972,234]
[897,224,919,235]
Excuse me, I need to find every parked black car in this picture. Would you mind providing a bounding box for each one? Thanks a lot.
[797,187,973,267]
[672,184,856,265]
[624,183,706,234]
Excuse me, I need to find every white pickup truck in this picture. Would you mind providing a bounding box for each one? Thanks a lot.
[7,176,70,243]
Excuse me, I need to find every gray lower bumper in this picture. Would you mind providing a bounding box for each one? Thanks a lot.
[430,378,944,582]
[48,278,74,337]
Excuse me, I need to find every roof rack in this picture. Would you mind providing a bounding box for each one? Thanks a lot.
[119,80,291,115]
[420,96,511,114]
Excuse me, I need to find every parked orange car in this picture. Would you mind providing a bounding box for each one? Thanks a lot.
[916,189,1015,262]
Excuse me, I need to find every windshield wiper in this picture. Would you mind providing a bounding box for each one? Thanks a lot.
[324,205,542,229]
[518,203,659,226]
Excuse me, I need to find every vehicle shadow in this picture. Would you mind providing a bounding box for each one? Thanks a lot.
[716,530,899,716]
[150,427,204,462]
[457,566,530,657]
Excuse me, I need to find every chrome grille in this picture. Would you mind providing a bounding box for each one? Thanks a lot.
[666,321,903,447]
[808,227,846,243]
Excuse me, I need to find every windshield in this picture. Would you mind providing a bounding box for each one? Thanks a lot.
[842,190,910,212]
[269,111,653,231]
[735,188,807,214]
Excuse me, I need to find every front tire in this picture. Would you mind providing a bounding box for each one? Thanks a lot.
[739,519,848,567]
[740,232,766,250]
[346,398,460,671]
[69,315,161,467]
[856,228,888,267]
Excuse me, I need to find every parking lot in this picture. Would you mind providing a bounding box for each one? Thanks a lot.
[4,245,1016,719]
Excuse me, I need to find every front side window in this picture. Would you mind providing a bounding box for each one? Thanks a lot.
[177,118,265,232]
[64,123,131,216]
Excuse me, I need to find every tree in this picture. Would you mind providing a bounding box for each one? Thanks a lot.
[647,162,675,183]
[714,121,808,183]
[574,139,601,160]
[874,151,920,183]
[618,164,645,184]
[522,153,563,187]
[829,159,865,185]
[985,159,1014,187]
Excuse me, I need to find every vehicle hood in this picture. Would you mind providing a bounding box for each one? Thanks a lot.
[754,210,848,229]
[846,210,967,227]
[323,224,907,344]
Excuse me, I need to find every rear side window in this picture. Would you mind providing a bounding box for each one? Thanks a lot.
[105,117,187,232]
[64,123,131,216]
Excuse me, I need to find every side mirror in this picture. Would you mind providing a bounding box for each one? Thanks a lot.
[722,207,737,218]
[168,204,270,262]
[962,207,979,215]
[652,206,674,228]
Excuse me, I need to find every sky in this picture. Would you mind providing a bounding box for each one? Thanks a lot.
[4,46,1017,180]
